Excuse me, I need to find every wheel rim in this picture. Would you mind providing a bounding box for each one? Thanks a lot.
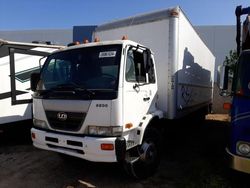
[138,140,157,164]
[123,130,160,178]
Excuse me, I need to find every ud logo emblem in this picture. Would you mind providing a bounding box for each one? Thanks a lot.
[57,112,67,121]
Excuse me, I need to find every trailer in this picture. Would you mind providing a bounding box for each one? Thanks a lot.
[0,39,63,125]
[30,6,215,178]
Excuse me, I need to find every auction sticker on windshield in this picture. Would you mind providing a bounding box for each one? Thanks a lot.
[99,51,116,58]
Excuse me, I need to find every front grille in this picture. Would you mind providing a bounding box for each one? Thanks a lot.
[45,111,86,131]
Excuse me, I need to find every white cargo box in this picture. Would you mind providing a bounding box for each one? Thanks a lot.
[94,6,215,119]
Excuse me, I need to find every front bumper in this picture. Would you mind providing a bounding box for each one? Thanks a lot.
[31,128,126,162]
[226,147,250,174]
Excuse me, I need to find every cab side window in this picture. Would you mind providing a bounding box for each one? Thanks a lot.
[148,57,156,83]
[125,50,136,82]
[125,48,146,83]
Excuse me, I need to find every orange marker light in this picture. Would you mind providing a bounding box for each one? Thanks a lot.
[122,35,128,40]
[67,41,80,47]
[223,102,232,110]
[170,9,179,17]
[94,37,100,42]
[101,143,114,150]
[83,38,89,44]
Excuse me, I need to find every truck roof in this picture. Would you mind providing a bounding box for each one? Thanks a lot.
[54,39,146,53]
[96,6,180,32]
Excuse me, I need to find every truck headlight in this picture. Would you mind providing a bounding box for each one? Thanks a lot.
[237,142,250,156]
[33,119,48,129]
[88,126,123,136]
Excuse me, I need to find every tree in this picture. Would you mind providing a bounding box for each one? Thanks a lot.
[223,49,238,78]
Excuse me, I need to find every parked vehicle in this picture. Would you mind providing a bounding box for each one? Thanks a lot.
[218,5,250,174]
[0,39,63,125]
[30,6,215,178]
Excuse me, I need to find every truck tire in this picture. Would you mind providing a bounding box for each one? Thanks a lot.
[197,106,209,122]
[123,127,161,179]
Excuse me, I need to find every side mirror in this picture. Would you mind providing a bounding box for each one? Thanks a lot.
[30,72,40,91]
[217,65,229,90]
[217,65,231,96]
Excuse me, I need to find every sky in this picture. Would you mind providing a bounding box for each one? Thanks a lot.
[0,0,249,30]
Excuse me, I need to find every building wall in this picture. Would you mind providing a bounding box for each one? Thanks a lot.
[195,26,235,114]
[73,26,97,42]
[195,25,236,81]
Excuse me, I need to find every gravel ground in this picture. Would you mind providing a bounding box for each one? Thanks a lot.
[0,114,249,188]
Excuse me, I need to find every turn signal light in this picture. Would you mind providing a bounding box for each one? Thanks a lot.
[125,123,133,129]
[223,103,232,110]
[101,143,114,150]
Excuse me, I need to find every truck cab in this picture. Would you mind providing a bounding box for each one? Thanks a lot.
[30,39,162,178]
[30,7,215,178]
[218,6,250,173]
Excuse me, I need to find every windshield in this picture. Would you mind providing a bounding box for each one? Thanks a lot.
[232,52,250,97]
[39,44,122,92]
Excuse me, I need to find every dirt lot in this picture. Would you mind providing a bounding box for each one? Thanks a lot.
[0,114,249,188]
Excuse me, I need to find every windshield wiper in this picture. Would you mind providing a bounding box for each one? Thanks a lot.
[54,83,95,96]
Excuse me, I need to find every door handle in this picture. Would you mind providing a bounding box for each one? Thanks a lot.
[143,97,150,101]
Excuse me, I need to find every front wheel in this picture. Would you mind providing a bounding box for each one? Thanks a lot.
[123,127,161,179]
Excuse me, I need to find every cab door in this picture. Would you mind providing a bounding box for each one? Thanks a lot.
[123,46,156,130]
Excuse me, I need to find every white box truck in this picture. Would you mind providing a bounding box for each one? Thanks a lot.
[0,39,63,125]
[30,6,215,178]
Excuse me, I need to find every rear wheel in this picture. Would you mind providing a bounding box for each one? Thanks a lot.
[123,127,161,179]
[197,106,209,122]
